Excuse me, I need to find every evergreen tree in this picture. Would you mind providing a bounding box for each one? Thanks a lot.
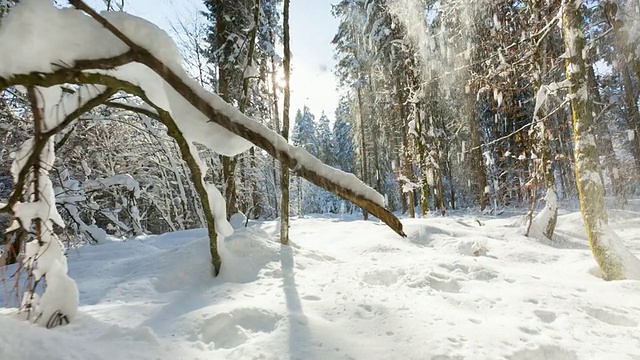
[292,106,318,156]
[316,112,334,165]
[332,114,356,174]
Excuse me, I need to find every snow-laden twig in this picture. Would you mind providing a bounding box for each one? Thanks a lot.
[465,99,569,154]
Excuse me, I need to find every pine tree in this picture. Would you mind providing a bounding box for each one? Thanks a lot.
[292,106,318,156]
[316,112,334,165]
[332,118,356,174]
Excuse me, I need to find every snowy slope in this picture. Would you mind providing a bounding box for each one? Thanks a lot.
[2,209,640,360]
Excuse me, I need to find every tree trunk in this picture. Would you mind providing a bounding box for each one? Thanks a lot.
[467,94,488,210]
[249,148,260,219]
[604,0,640,175]
[414,106,429,217]
[527,4,558,239]
[397,78,415,217]
[586,63,621,196]
[620,65,640,171]
[280,0,291,244]
[563,0,640,280]
[398,154,407,215]
[356,87,369,221]
[240,0,261,220]
[221,155,237,219]
[215,1,237,220]
[435,166,446,216]
[4,223,25,265]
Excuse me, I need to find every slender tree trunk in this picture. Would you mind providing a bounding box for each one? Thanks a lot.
[395,97,408,216]
[397,154,407,215]
[371,117,382,193]
[4,218,25,265]
[249,148,260,219]
[215,1,237,220]
[467,94,488,210]
[238,0,261,220]
[270,50,281,219]
[439,115,455,210]
[221,156,237,218]
[356,87,369,221]
[445,156,455,210]
[414,105,429,217]
[586,63,621,196]
[436,166,446,216]
[280,0,291,244]
[367,74,383,194]
[430,112,446,216]
[620,65,640,171]
[527,6,558,239]
[397,78,414,217]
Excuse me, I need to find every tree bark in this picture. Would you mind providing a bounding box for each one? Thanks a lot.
[280,0,291,244]
[562,0,639,280]
[468,94,488,211]
[356,87,369,221]
[414,105,429,217]
[395,78,413,217]
[215,0,237,220]
[527,3,558,239]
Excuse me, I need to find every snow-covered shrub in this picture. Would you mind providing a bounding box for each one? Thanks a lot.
[6,133,79,327]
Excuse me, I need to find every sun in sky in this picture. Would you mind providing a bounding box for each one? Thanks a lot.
[88,0,341,118]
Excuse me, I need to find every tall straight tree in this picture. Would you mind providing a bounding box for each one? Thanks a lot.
[562,0,640,280]
[240,0,261,219]
[280,0,291,245]
[203,0,254,219]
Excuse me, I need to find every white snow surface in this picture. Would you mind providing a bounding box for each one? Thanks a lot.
[3,206,640,359]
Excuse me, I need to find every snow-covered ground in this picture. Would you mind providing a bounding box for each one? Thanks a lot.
[2,205,640,360]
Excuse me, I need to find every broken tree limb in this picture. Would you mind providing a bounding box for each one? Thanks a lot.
[69,0,406,237]
[0,2,405,242]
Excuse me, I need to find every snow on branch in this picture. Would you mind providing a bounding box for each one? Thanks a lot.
[533,79,571,120]
[0,0,405,237]
[82,174,141,197]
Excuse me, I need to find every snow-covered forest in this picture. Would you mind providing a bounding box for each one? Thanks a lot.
[1,0,640,359]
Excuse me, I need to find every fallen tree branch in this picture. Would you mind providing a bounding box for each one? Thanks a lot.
[69,0,405,237]
[0,2,405,264]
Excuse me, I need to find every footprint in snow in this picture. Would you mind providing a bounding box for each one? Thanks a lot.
[360,269,403,286]
[439,263,499,282]
[406,273,461,293]
[507,345,577,360]
[431,355,464,360]
[201,308,281,349]
[439,263,470,274]
[582,306,638,327]
[354,303,387,320]
[533,310,557,324]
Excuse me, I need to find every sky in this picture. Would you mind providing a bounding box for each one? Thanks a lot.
[289,1,340,118]
[84,0,340,119]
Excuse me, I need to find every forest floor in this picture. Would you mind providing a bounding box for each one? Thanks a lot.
[1,201,640,360]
